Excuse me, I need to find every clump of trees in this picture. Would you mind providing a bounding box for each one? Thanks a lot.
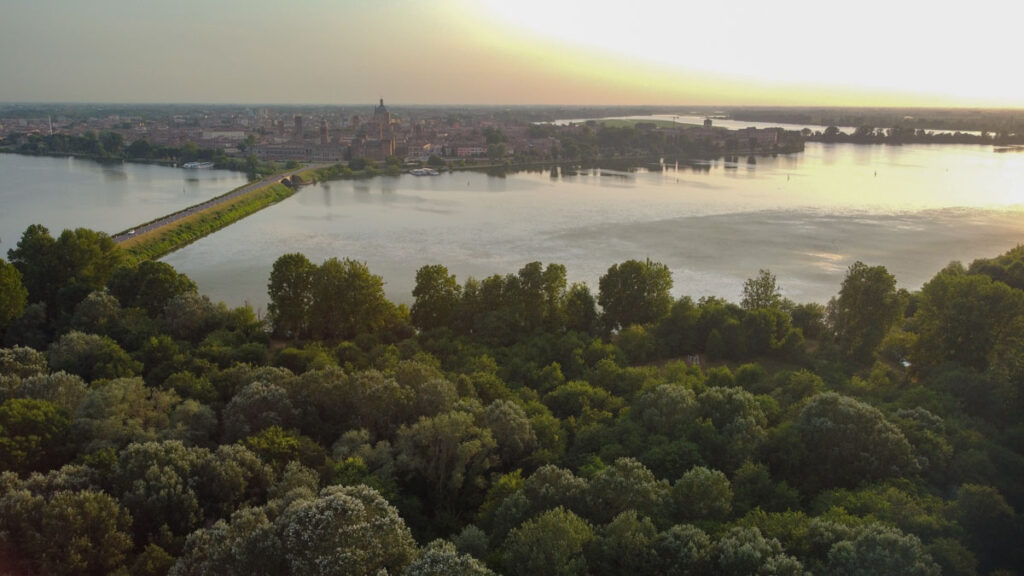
[1,224,1023,575]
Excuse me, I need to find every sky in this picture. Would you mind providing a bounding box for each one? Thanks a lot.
[1,0,1021,107]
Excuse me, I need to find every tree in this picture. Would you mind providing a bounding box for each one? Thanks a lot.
[46,330,141,381]
[672,466,733,522]
[0,345,47,378]
[826,524,939,576]
[713,526,804,576]
[50,228,125,319]
[651,523,713,576]
[109,260,197,317]
[112,440,208,545]
[598,259,673,330]
[586,510,657,576]
[565,282,600,335]
[584,457,670,524]
[501,507,594,576]
[277,485,417,576]
[483,399,537,467]
[696,386,768,470]
[309,257,391,340]
[38,490,134,576]
[411,264,461,331]
[7,224,57,308]
[632,382,697,438]
[742,269,783,310]
[222,381,298,442]
[395,410,498,510]
[911,263,1024,372]
[0,487,134,576]
[267,253,316,337]
[73,378,181,453]
[160,292,226,343]
[402,540,496,576]
[795,393,916,490]
[0,398,71,473]
[830,262,903,362]
[0,259,27,330]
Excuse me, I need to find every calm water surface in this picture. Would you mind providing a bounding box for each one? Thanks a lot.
[0,153,249,250]
[161,143,1024,310]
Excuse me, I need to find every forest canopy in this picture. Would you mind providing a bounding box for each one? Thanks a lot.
[1,225,1022,576]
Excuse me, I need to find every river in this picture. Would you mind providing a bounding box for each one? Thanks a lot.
[153,143,1024,311]
[3,146,1022,311]
[0,153,249,251]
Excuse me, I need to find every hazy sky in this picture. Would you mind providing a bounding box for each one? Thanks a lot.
[1,0,1020,107]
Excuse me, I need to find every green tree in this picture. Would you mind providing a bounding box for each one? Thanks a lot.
[110,440,208,548]
[267,253,316,337]
[826,524,939,576]
[0,345,47,378]
[309,257,391,340]
[73,378,181,453]
[0,398,71,473]
[7,224,58,309]
[411,264,461,331]
[502,507,594,576]
[395,410,498,510]
[277,484,417,576]
[672,466,733,522]
[586,510,657,576]
[651,523,713,576]
[713,526,804,576]
[222,380,297,442]
[565,282,600,335]
[39,489,134,576]
[632,383,696,438]
[483,399,537,468]
[584,457,670,524]
[0,259,27,330]
[598,259,673,330]
[830,262,903,362]
[402,539,496,576]
[911,263,1024,372]
[742,269,783,310]
[795,393,916,490]
[171,506,281,576]
[46,330,141,381]
[109,260,197,317]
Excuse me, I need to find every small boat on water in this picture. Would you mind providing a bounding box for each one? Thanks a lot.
[183,161,215,169]
[409,168,439,176]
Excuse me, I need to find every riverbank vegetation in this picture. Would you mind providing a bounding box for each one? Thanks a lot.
[1,225,1022,575]
[0,131,280,179]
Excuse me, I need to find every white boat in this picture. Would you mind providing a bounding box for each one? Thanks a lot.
[409,168,439,176]
[183,161,215,169]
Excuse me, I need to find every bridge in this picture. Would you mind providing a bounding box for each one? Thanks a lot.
[112,165,315,244]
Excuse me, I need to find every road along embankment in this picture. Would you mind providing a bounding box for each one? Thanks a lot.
[114,166,319,262]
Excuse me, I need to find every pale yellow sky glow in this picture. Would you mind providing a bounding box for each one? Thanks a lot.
[0,0,1020,106]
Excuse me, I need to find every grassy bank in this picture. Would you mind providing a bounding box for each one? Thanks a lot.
[119,180,298,262]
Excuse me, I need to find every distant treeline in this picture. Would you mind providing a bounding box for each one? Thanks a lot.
[2,131,279,178]
[808,125,1024,145]
[729,107,1024,136]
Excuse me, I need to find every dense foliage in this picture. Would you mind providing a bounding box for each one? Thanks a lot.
[2,225,1023,575]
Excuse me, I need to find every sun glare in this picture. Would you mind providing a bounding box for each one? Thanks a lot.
[474,0,1024,106]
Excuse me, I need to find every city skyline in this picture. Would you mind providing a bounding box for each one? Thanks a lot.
[1,0,1021,108]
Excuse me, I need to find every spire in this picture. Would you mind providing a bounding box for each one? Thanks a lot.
[380,98,384,107]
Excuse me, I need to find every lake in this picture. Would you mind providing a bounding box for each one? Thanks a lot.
[0,153,249,251]
[153,143,1024,311]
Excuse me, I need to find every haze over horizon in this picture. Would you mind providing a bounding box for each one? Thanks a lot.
[2,0,1022,108]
